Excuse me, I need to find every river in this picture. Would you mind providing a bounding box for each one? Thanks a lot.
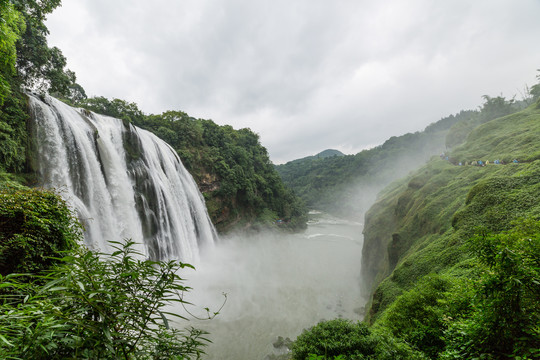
[178,211,367,360]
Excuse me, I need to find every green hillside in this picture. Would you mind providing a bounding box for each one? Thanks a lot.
[359,98,540,358]
[282,149,345,166]
[363,99,540,304]
[316,149,345,158]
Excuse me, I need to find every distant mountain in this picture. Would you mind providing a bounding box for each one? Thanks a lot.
[281,149,345,166]
[316,149,345,158]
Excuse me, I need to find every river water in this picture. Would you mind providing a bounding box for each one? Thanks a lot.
[178,211,367,360]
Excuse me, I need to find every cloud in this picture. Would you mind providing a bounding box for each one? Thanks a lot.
[46,0,540,163]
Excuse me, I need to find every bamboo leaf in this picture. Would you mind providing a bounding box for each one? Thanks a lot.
[0,334,13,347]
[158,310,170,329]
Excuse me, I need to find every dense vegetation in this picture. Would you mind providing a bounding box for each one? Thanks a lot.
[290,319,425,360]
[0,184,81,276]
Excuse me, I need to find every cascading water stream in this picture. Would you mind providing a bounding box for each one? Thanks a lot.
[28,94,217,262]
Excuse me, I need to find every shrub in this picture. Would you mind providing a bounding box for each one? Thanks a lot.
[291,319,424,360]
[292,319,375,360]
[375,274,450,358]
[442,218,540,359]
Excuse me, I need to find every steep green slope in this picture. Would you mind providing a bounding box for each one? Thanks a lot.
[362,98,540,321]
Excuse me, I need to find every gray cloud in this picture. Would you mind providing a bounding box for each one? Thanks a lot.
[46,0,540,163]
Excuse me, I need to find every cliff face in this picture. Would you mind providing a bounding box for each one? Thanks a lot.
[361,99,540,321]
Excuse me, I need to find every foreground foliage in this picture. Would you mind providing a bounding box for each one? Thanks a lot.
[0,240,210,359]
[441,219,540,359]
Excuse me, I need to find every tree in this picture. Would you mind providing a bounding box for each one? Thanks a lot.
[0,0,25,105]
[292,319,376,360]
[0,186,81,276]
[10,0,62,22]
[291,319,424,360]
[375,274,453,358]
[79,96,145,124]
[478,95,515,123]
[530,69,540,101]
[11,0,84,100]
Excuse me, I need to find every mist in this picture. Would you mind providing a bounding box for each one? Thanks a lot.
[174,213,367,359]
[322,159,438,224]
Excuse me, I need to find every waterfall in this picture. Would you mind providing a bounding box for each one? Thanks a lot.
[28,94,217,263]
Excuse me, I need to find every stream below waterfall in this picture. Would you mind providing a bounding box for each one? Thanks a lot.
[177,211,367,360]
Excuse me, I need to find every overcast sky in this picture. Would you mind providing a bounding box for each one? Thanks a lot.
[46,0,540,164]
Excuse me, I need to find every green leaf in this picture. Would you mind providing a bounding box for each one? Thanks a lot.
[46,286,69,292]
[0,333,14,347]
[158,310,170,329]
[76,281,85,291]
